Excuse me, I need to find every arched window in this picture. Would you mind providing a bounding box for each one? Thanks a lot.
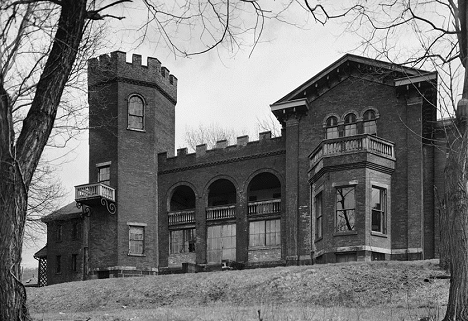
[363,109,377,135]
[127,95,145,130]
[344,113,357,136]
[325,116,339,139]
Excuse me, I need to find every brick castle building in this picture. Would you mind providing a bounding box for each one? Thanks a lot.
[35,51,446,286]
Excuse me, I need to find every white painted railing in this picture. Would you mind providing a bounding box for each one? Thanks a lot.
[248,199,281,215]
[206,205,236,220]
[75,183,115,202]
[309,134,395,168]
[168,210,195,225]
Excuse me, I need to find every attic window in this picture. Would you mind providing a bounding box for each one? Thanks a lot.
[344,113,357,136]
[325,116,339,139]
[363,109,377,135]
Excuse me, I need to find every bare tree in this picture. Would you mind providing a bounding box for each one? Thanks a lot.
[24,159,65,246]
[0,1,302,318]
[255,113,282,138]
[0,0,122,319]
[184,123,239,151]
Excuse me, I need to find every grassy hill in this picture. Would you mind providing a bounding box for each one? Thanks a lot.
[28,260,449,321]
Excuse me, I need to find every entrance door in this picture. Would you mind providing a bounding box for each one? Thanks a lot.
[207,224,236,263]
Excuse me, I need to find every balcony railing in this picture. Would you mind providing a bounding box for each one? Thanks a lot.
[206,205,236,220]
[309,134,395,168]
[75,182,115,202]
[168,210,195,225]
[248,199,281,216]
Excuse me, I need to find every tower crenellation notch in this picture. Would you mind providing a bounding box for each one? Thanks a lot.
[88,51,177,102]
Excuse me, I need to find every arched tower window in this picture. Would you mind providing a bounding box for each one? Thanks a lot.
[344,113,357,136]
[325,116,339,139]
[127,95,145,130]
[363,109,377,135]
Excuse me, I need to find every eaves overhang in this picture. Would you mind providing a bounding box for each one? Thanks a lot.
[394,72,437,87]
[270,98,309,124]
[272,54,433,105]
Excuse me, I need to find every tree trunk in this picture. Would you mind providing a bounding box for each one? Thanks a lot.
[0,164,30,320]
[443,96,468,320]
[0,0,88,319]
[443,137,468,319]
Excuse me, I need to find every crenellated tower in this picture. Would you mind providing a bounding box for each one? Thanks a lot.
[78,51,177,278]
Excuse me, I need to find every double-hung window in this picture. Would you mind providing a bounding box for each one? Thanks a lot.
[336,186,356,232]
[363,110,377,135]
[98,165,110,186]
[315,192,323,239]
[325,116,339,139]
[249,219,280,247]
[344,113,357,136]
[170,228,196,254]
[371,186,387,234]
[128,95,145,130]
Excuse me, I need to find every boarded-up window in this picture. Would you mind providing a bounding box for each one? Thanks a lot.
[207,224,236,263]
[336,252,357,263]
[129,226,144,255]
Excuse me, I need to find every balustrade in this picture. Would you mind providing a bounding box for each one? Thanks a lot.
[206,205,236,220]
[310,134,395,168]
[248,199,281,215]
[168,210,195,225]
[75,182,115,202]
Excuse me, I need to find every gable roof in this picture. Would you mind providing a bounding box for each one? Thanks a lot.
[41,202,82,223]
[272,53,435,105]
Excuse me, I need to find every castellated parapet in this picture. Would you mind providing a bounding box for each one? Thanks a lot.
[158,131,285,173]
[88,51,177,103]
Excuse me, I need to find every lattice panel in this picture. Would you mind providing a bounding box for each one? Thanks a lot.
[38,258,47,287]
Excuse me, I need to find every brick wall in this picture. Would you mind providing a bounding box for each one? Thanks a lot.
[158,135,286,267]
[88,51,177,273]
[46,218,84,285]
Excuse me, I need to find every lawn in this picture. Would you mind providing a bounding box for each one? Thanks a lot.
[28,260,449,320]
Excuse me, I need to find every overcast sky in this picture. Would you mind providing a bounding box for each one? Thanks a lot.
[21,6,395,268]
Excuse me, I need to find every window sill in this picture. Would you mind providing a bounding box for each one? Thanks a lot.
[169,251,196,255]
[333,231,358,237]
[126,128,146,133]
[371,231,388,238]
[248,246,281,251]
[128,253,146,257]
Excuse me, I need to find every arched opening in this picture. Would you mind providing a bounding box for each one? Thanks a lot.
[247,172,281,261]
[344,113,357,136]
[325,115,339,139]
[168,185,197,266]
[207,179,236,207]
[170,185,196,212]
[248,172,281,216]
[363,109,377,135]
[206,179,237,263]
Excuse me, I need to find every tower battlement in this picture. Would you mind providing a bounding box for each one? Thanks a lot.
[88,51,177,102]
